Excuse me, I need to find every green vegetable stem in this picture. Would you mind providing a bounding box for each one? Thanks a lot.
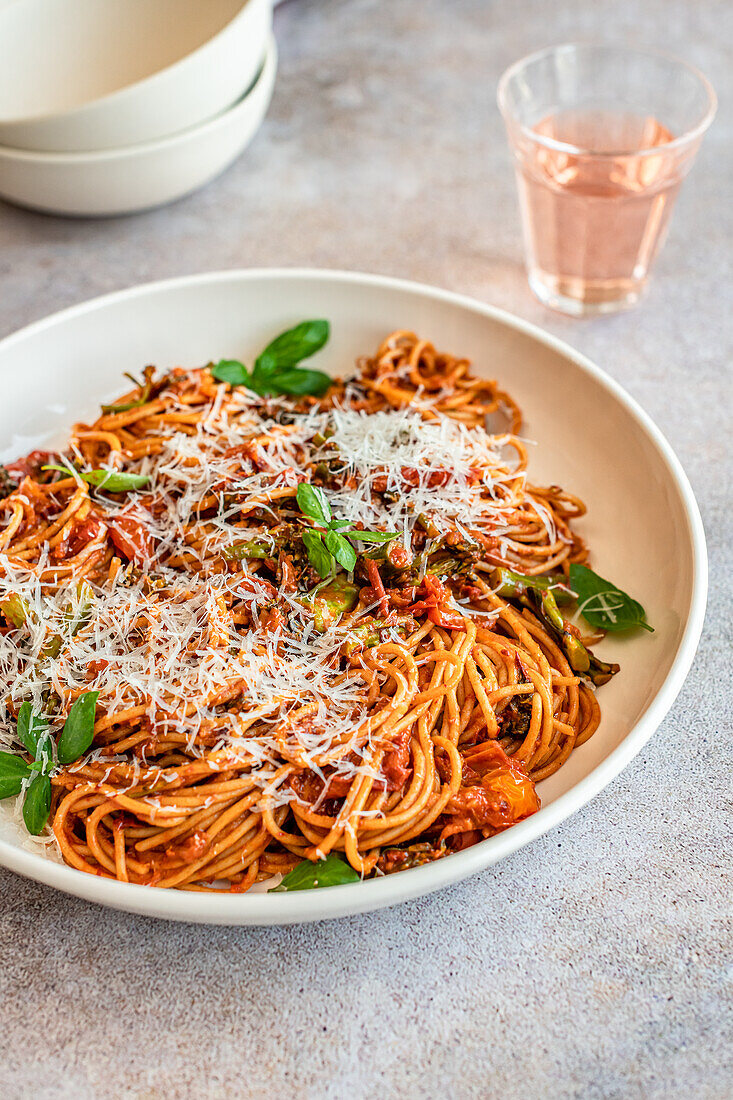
[223,538,272,561]
[102,369,154,414]
[308,576,359,632]
[492,567,620,686]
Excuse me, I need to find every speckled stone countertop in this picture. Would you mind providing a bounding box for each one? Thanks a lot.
[0,2,731,1098]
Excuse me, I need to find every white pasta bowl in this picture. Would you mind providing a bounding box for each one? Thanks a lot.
[0,0,272,152]
[0,37,277,217]
[0,270,706,924]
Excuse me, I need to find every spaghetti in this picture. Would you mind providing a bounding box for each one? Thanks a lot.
[0,330,619,890]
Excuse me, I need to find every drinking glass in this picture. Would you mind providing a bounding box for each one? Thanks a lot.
[498,44,716,316]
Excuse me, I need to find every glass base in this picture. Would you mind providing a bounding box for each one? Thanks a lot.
[528,270,647,317]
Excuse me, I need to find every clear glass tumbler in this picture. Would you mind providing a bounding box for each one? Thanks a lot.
[498,44,716,316]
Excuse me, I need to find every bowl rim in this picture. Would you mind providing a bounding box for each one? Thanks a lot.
[0,267,708,924]
[0,37,276,165]
[0,0,262,128]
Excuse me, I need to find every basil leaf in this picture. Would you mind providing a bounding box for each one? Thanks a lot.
[43,465,150,493]
[270,853,360,892]
[348,530,399,544]
[22,773,51,835]
[211,322,331,399]
[325,530,357,573]
[296,482,331,525]
[302,530,332,579]
[82,470,150,492]
[57,691,99,764]
[17,702,49,757]
[569,564,653,633]
[211,359,251,387]
[0,751,32,798]
[0,774,27,799]
[259,368,332,398]
[255,320,330,375]
[250,351,277,381]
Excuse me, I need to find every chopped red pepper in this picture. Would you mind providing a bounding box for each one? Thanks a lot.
[366,559,390,618]
[408,574,466,631]
[108,513,155,566]
[51,514,103,561]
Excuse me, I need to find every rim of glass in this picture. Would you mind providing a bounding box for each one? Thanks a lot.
[497,42,717,158]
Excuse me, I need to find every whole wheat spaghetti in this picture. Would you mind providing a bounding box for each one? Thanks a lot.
[0,330,619,890]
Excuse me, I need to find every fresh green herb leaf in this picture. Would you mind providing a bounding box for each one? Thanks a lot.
[270,852,360,891]
[348,530,400,545]
[211,359,251,387]
[255,320,330,374]
[251,351,277,379]
[302,530,333,579]
[56,691,99,765]
[296,482,332,526]
[43,465,150,493]
[0,751,32,798]
[16,702,49,757]
[324,529,357,572]
[79,469,150,492]
[0,737,54,831]
[212,322,332,400]
[257,368,331,398]
[296,484,398,578]
[569,564,653,633]
[22,773,51,835]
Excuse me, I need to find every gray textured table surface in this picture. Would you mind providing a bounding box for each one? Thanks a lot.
[0,2,731,1098]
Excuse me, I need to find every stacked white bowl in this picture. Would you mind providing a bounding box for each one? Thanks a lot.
[0,0,275,216]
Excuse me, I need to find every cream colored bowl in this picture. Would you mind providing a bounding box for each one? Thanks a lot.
[0,37,276,217]
[0,0,272,152]
[0,270,706,924]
